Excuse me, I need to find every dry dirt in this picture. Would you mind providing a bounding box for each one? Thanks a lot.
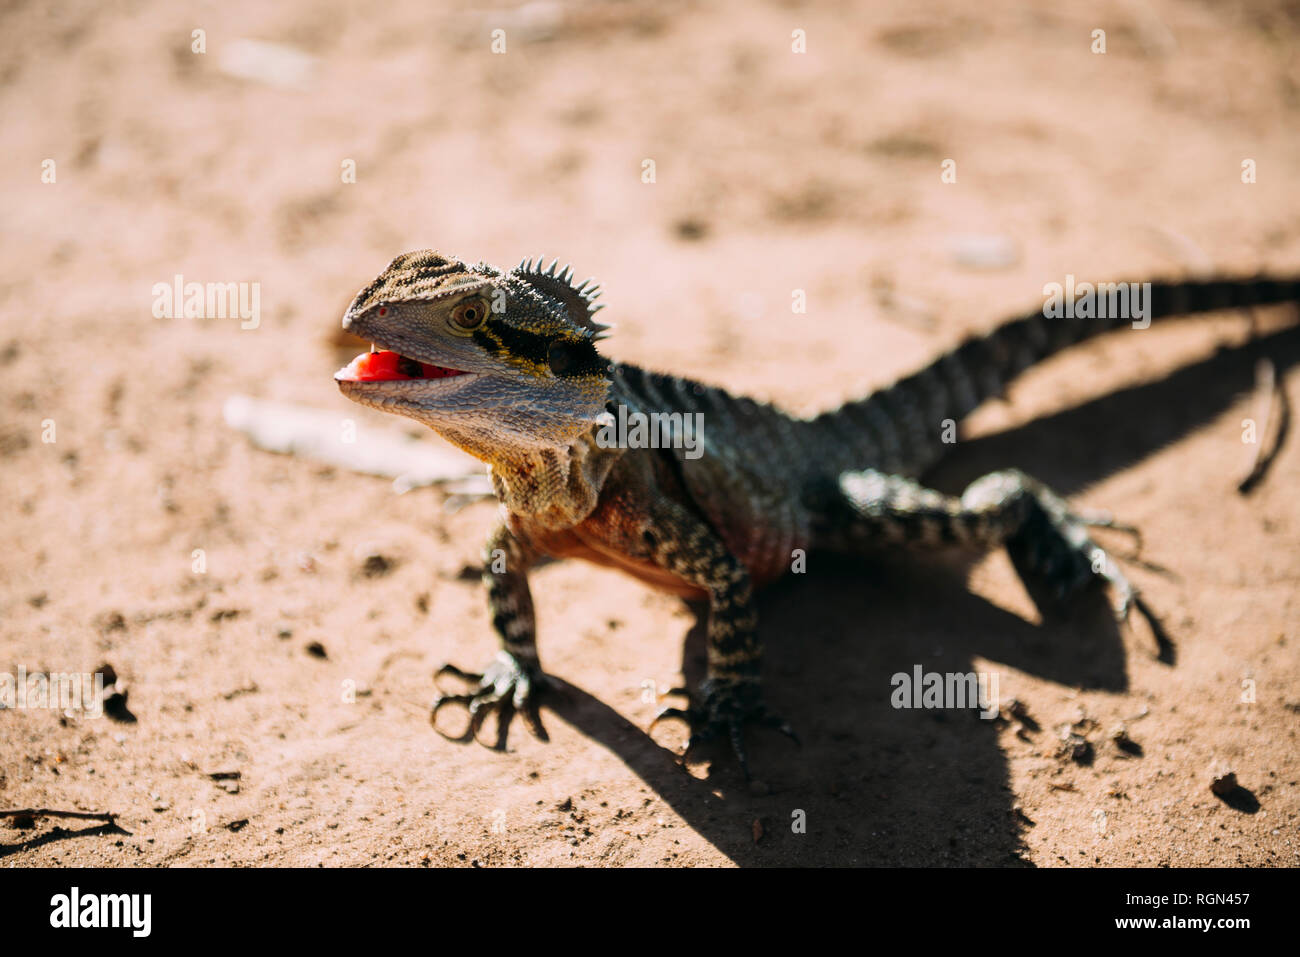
[2,0,1298,867]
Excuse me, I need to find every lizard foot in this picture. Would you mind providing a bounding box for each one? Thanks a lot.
[649,678,799,781]
[431,651,556,749]
[986,476,1146,623]
[992,480,1173,657]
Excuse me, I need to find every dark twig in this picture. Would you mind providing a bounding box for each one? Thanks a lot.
[1238,357,1289,494]
[0,807,118,823]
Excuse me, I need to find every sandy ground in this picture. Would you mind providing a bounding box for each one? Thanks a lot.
[2,0,1298,867]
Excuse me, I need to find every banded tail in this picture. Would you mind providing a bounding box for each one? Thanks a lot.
[811,275,1300,478]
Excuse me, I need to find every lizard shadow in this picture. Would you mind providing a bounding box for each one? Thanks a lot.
[926,324,1299,500]
[549,323,1299,866]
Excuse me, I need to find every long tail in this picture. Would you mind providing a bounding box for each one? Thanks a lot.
[809,275,1300,477]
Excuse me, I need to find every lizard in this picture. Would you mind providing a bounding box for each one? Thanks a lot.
[334,250,1298,778]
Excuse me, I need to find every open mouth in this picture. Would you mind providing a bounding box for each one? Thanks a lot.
[335,347,470,383]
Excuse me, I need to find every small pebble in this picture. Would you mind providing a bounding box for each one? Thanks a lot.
[1210,767,1238,797]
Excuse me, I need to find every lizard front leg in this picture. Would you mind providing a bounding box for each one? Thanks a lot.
[432,521,555,748]
[640,500,798,779]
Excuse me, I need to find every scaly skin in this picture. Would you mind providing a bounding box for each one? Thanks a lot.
[335,251,1299,778]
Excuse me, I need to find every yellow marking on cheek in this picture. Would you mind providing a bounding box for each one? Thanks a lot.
[478,324,550,378]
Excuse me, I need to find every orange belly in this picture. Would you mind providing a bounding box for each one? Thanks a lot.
[532,527,709,600]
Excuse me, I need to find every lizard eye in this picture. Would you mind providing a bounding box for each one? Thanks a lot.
[449,298,488,332]
[548,340,580,376]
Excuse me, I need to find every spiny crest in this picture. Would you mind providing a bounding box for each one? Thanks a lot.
[512,256,612,340]
[348,250,480,315]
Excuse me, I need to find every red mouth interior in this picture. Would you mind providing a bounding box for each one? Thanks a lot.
[339,350,468,382]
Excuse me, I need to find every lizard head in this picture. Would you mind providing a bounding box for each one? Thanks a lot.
[335,250,613,467]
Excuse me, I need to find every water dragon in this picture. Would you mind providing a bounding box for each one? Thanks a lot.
[334,250,1297,778]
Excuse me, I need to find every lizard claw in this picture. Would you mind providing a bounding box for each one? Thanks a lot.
[431,652,553,748]
[647,705,693,735]
[648,679,798,781]
[1073,507,1144,552]
[433,662,485,687]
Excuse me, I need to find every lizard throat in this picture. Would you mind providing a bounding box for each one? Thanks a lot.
[489,430,623,529]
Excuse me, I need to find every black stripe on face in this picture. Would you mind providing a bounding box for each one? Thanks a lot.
[547,339,608,378]
[475,321,609,379]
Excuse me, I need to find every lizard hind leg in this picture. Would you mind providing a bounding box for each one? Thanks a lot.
[812,468,1161,632]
